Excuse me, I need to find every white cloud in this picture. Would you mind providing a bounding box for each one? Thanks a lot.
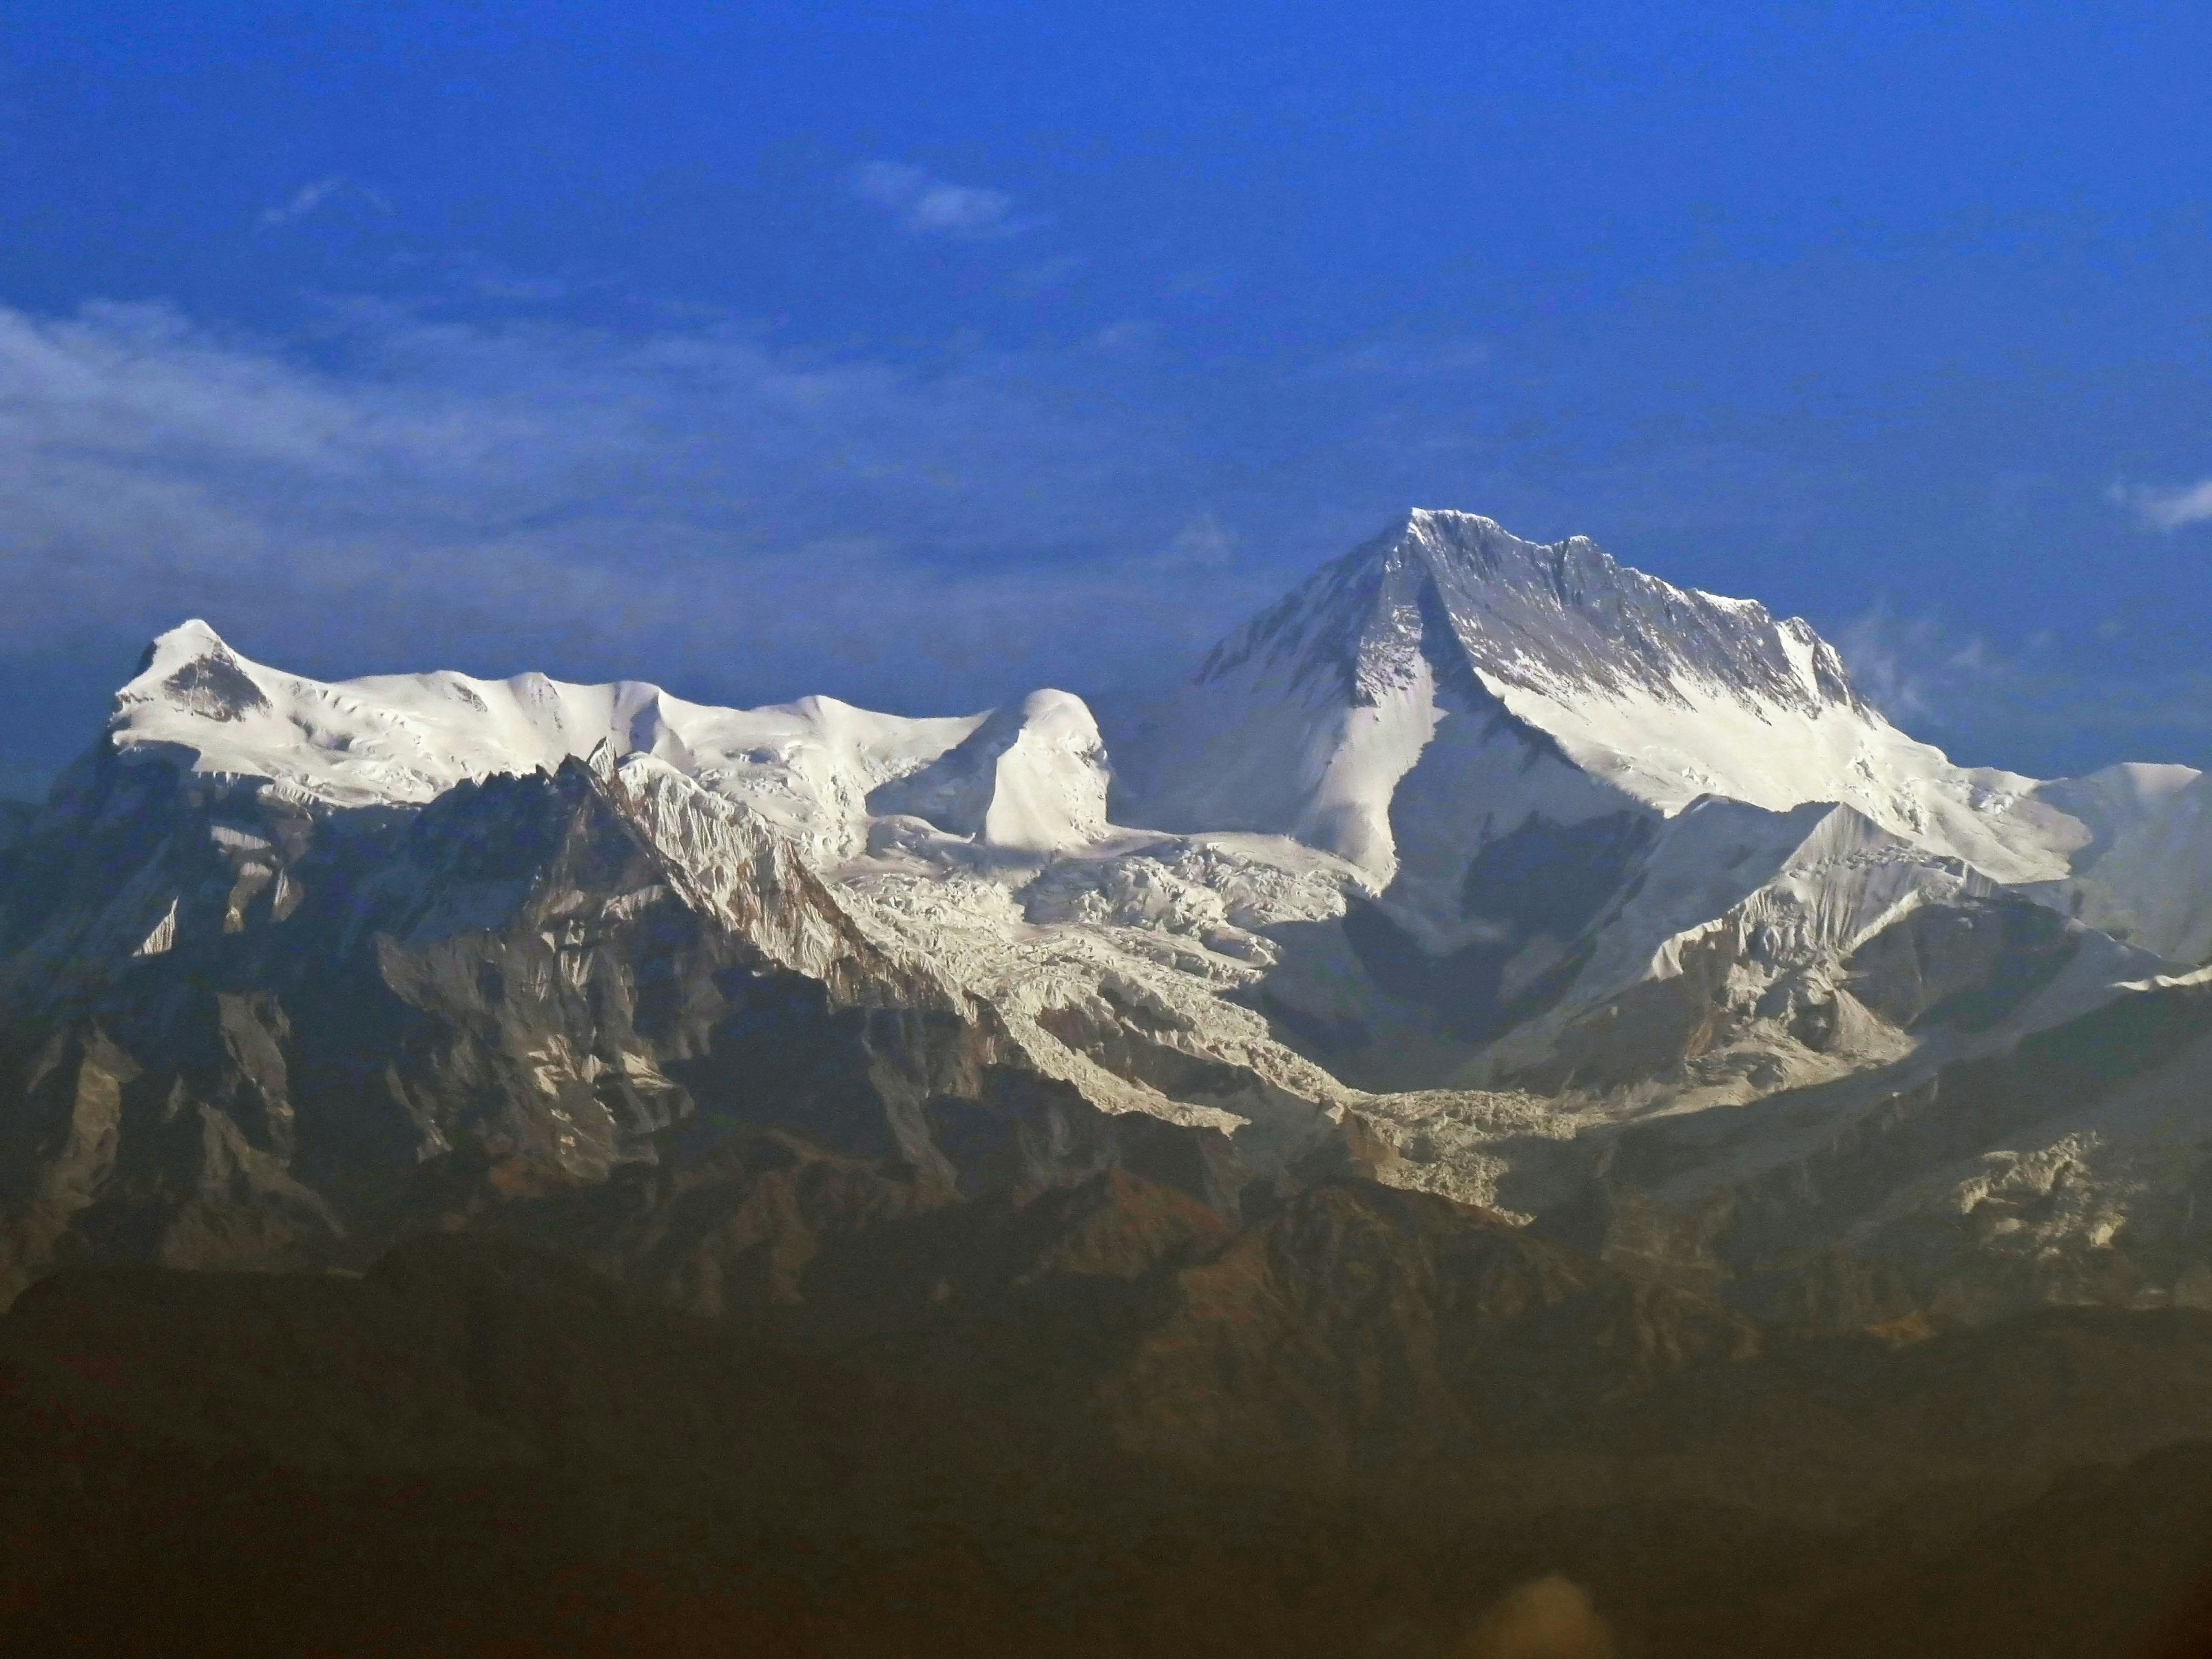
[849,161,1023,240]
[1826,603,2116,774]
[2118,477,2212,531]
[471,272,569,302]
[1004,253,1090,297]
[256,176,391,229]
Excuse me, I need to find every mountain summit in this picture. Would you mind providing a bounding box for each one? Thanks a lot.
[1200,509,1863,718]
[1122,509,2069,892]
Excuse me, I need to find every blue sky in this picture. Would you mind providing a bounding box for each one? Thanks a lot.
[3,1,2210,794]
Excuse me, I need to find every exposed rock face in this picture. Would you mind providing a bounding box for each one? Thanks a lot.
[13,510,2212,1656]
[0,741,1297,1306]
[1559,963,2212,1326]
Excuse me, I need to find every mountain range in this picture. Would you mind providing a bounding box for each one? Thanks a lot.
[9,507,2212,1323]
[7,508,2212,1653]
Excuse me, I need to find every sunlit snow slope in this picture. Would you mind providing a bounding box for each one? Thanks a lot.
[1120,510,2086,907]
[119,619,997,864]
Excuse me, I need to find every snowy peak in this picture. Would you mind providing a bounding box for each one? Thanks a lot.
[2028,762,2212,961]
[1399,509,1864,716]
[126,620,275,726]
[103,624,991,863]
[868,688,1110,853]
[99,622,1133,869]
[1130,509,2076,889]
[1202,509,1862,718]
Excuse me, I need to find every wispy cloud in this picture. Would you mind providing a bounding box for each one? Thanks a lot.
[1832,602,2002,726]
[469,271,570,303]
[256,176,392,229]
[1824,600,2212,773]
[849,161,1025,240]
[0,298,1279,749]
[2115,477,2212,531]
[1159,513,1237,570]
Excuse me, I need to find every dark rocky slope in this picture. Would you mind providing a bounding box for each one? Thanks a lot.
[0,747,1285,1307]
[5,1168,2212,1657]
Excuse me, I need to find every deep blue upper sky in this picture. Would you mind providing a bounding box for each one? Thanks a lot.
[3,1,2210,794]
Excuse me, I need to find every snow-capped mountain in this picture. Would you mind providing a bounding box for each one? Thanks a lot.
[1119,509,2078,895]
[7,507,2212,1328]
[116,616,984,859]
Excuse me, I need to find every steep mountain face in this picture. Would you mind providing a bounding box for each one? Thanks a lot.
[6,506,2212,1333]
[1119,510,2078,890]
[1543,957,2212,1327]
[1104,510,2160,1135]
[0,730,1330,1308]
[1104,517,2154,1115]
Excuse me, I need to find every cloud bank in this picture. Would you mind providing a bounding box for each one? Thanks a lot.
[0,298,1277,777]
[1,290,2198,794]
